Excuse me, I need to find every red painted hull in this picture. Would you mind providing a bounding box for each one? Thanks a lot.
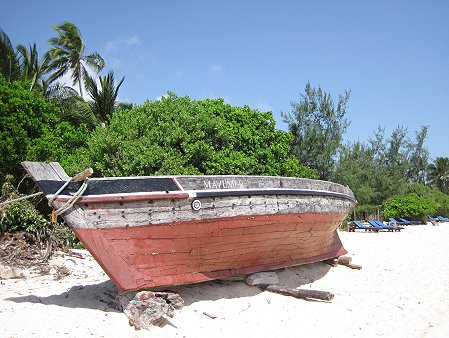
[75,212,347,291]
[21,161,356,292]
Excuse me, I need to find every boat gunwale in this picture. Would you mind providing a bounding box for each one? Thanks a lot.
[48,187,357,204]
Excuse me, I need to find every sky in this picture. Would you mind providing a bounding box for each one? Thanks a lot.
[2,0,448,159]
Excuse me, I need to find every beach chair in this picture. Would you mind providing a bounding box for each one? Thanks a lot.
[427,216,439,222]
[370,220,403,232]
[399,218,421,225]
[349,220,380,232]
[388,217,410,226]
[437,216,449,222]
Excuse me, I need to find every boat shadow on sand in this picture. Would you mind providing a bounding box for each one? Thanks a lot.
[6,262,332,310]
[171,262,332,306]
[5,280,122,312]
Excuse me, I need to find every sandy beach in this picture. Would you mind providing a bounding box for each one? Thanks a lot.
[1,223,448,338]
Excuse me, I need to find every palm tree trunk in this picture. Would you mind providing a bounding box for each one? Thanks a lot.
[78,75,84,99]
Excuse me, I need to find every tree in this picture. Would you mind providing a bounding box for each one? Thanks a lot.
[407,126,429,183]
[116,102,134,111]
[378,126,410,197]
[333,141,379,205]
[65,94,318,178]
[0,28,20,82]
[45,82,97,128]
[45,22,104,98]
[17,43,49,91]
[0,76,87,181]
[0,28,49,92]
[84,71,125,122]
[384,125,408,171]
[428,157,449,194]
[408,183,449,218]
[333,126,429,220]
[282,82,350,180]
[382,193,439,221]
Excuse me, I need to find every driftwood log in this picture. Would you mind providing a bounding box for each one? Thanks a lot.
[119,291,184,330]
[261,285,334,301]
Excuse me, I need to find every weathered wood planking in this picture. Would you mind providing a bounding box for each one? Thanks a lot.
[75,212,347,290]
[23,161,356,291]
[78,194,353,229]
[22,161,70,181]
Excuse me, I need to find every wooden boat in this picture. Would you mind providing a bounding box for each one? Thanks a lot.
[22,161,356,291]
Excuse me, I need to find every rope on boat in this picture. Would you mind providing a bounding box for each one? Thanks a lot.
[0,192,43,207]
[49,168,93,215]
[52,178,89,215]
[0,168,92,216]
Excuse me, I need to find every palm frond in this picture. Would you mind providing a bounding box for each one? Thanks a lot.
[84,71,125,122]
[47,82,97,128]
[0,27,20,81]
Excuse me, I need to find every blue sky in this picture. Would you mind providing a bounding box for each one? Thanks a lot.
[2,1,448,159]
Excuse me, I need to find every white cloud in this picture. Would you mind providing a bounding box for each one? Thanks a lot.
[104,35,141,53]
[211,64,223,72]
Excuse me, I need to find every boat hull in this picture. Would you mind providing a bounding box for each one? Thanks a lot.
[74,212,347,291]
[21,161,356,291]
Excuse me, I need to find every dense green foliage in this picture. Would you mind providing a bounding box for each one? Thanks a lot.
[0,177,49,232]
[66,94,318,178]
[0,28,21,82]
[333,126,438,220]
[408,183,449,217]
[0,76,88,180]
[381,193,439,221]
[84,71,125,122]
[283,82,350,180]
[427,157,449,194]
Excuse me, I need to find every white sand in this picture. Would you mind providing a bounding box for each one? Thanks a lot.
[1,223,449,338]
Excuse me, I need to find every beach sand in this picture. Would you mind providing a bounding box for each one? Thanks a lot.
[1,223,448,337]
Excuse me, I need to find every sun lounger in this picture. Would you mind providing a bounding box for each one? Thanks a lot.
[399,218,421,225]
[388,217,410,225]
[437,216,449,222]
[349,220,380,232]
[370,220,403,232]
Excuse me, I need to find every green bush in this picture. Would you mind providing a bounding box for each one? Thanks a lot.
[0,177,49,232]
[67,93,318,178]
[408,183,449,218]
[0,76,89,181]
[0,77,58,179]
[26,121,89,169]
[381,193,439,221]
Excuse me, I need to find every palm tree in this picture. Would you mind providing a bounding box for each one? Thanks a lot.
[17,43,49,91]
[0,28,20,81]
[45,22,104,98]
[84,70,125,122]
[46,82,97,128]
[428,157,449,194]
